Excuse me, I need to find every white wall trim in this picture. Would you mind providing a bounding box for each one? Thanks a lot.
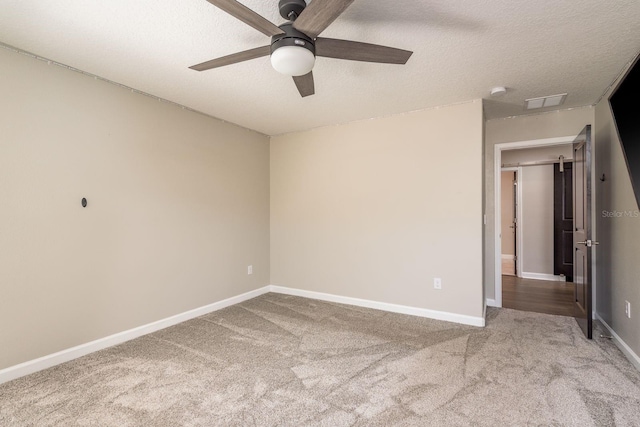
[495,136,577,151]
[520,272,567,282]
[595,313,640,372]
[494,136,576,307]
[270,286,485,327]
[486,298,499,307]
[1,284,489,385]
[0,286,271,385]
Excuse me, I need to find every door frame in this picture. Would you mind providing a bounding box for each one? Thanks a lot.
[492,136,577,307]
[501,166,523,278]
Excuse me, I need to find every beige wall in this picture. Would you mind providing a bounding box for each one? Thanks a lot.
[520,165,555,275]
[0,48,270,370]
[594,69,640,359]
[484,107,594,299]
[271,101,484,319]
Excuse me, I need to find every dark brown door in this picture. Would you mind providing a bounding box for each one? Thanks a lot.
[573,125,594,339]
[554,162,573,281]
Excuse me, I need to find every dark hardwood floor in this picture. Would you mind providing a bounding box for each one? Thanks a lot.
[502,275,575,317]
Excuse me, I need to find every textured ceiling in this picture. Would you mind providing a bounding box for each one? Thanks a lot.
[1,0,639,135]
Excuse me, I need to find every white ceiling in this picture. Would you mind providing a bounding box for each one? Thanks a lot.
[1,0,639,135]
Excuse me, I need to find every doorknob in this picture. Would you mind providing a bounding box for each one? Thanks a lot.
[577,240,600,247]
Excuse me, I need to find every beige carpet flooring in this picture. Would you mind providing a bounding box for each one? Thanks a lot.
[1,293,640,426]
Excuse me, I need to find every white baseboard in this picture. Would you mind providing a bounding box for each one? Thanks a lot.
[0,286,271,385]
[521,272,567,282]
[1,284,487,385]
[270,285,485,327]
[595,313,640,372]
[486,298,499,307]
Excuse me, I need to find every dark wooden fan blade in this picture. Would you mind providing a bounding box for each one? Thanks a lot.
[293,0,355,38]
[205,0,284,37]
[190,45,271,71]
[315,37,413,64]
[293,72,315,97]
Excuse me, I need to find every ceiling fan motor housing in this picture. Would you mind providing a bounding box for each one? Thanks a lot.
[270,23,316,76]
[271,23,315,56]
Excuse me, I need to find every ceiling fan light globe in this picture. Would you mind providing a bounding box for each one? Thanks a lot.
[271,45,315,76]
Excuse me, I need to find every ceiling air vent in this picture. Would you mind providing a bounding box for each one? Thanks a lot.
[525,93,567,110]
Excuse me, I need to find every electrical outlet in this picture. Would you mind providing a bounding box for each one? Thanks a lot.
[434,278,442,290]
[247,265,253,275]
[625,301,631,318]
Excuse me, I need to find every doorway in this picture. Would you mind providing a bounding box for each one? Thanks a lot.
[500,146,575,317]
[492,128,595,339]
[493,137,577,312]
[500,169,518,276]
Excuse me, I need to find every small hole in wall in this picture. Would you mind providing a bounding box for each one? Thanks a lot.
[82,198,87,208]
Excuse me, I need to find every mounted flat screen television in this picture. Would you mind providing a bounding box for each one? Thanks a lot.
[610,54,640,209]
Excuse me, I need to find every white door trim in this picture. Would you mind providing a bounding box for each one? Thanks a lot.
[493,136,576,307]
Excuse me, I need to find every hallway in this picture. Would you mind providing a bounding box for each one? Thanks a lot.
[502,275,574,317]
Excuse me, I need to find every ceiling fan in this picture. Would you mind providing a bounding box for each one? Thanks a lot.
[189,0,413,97]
